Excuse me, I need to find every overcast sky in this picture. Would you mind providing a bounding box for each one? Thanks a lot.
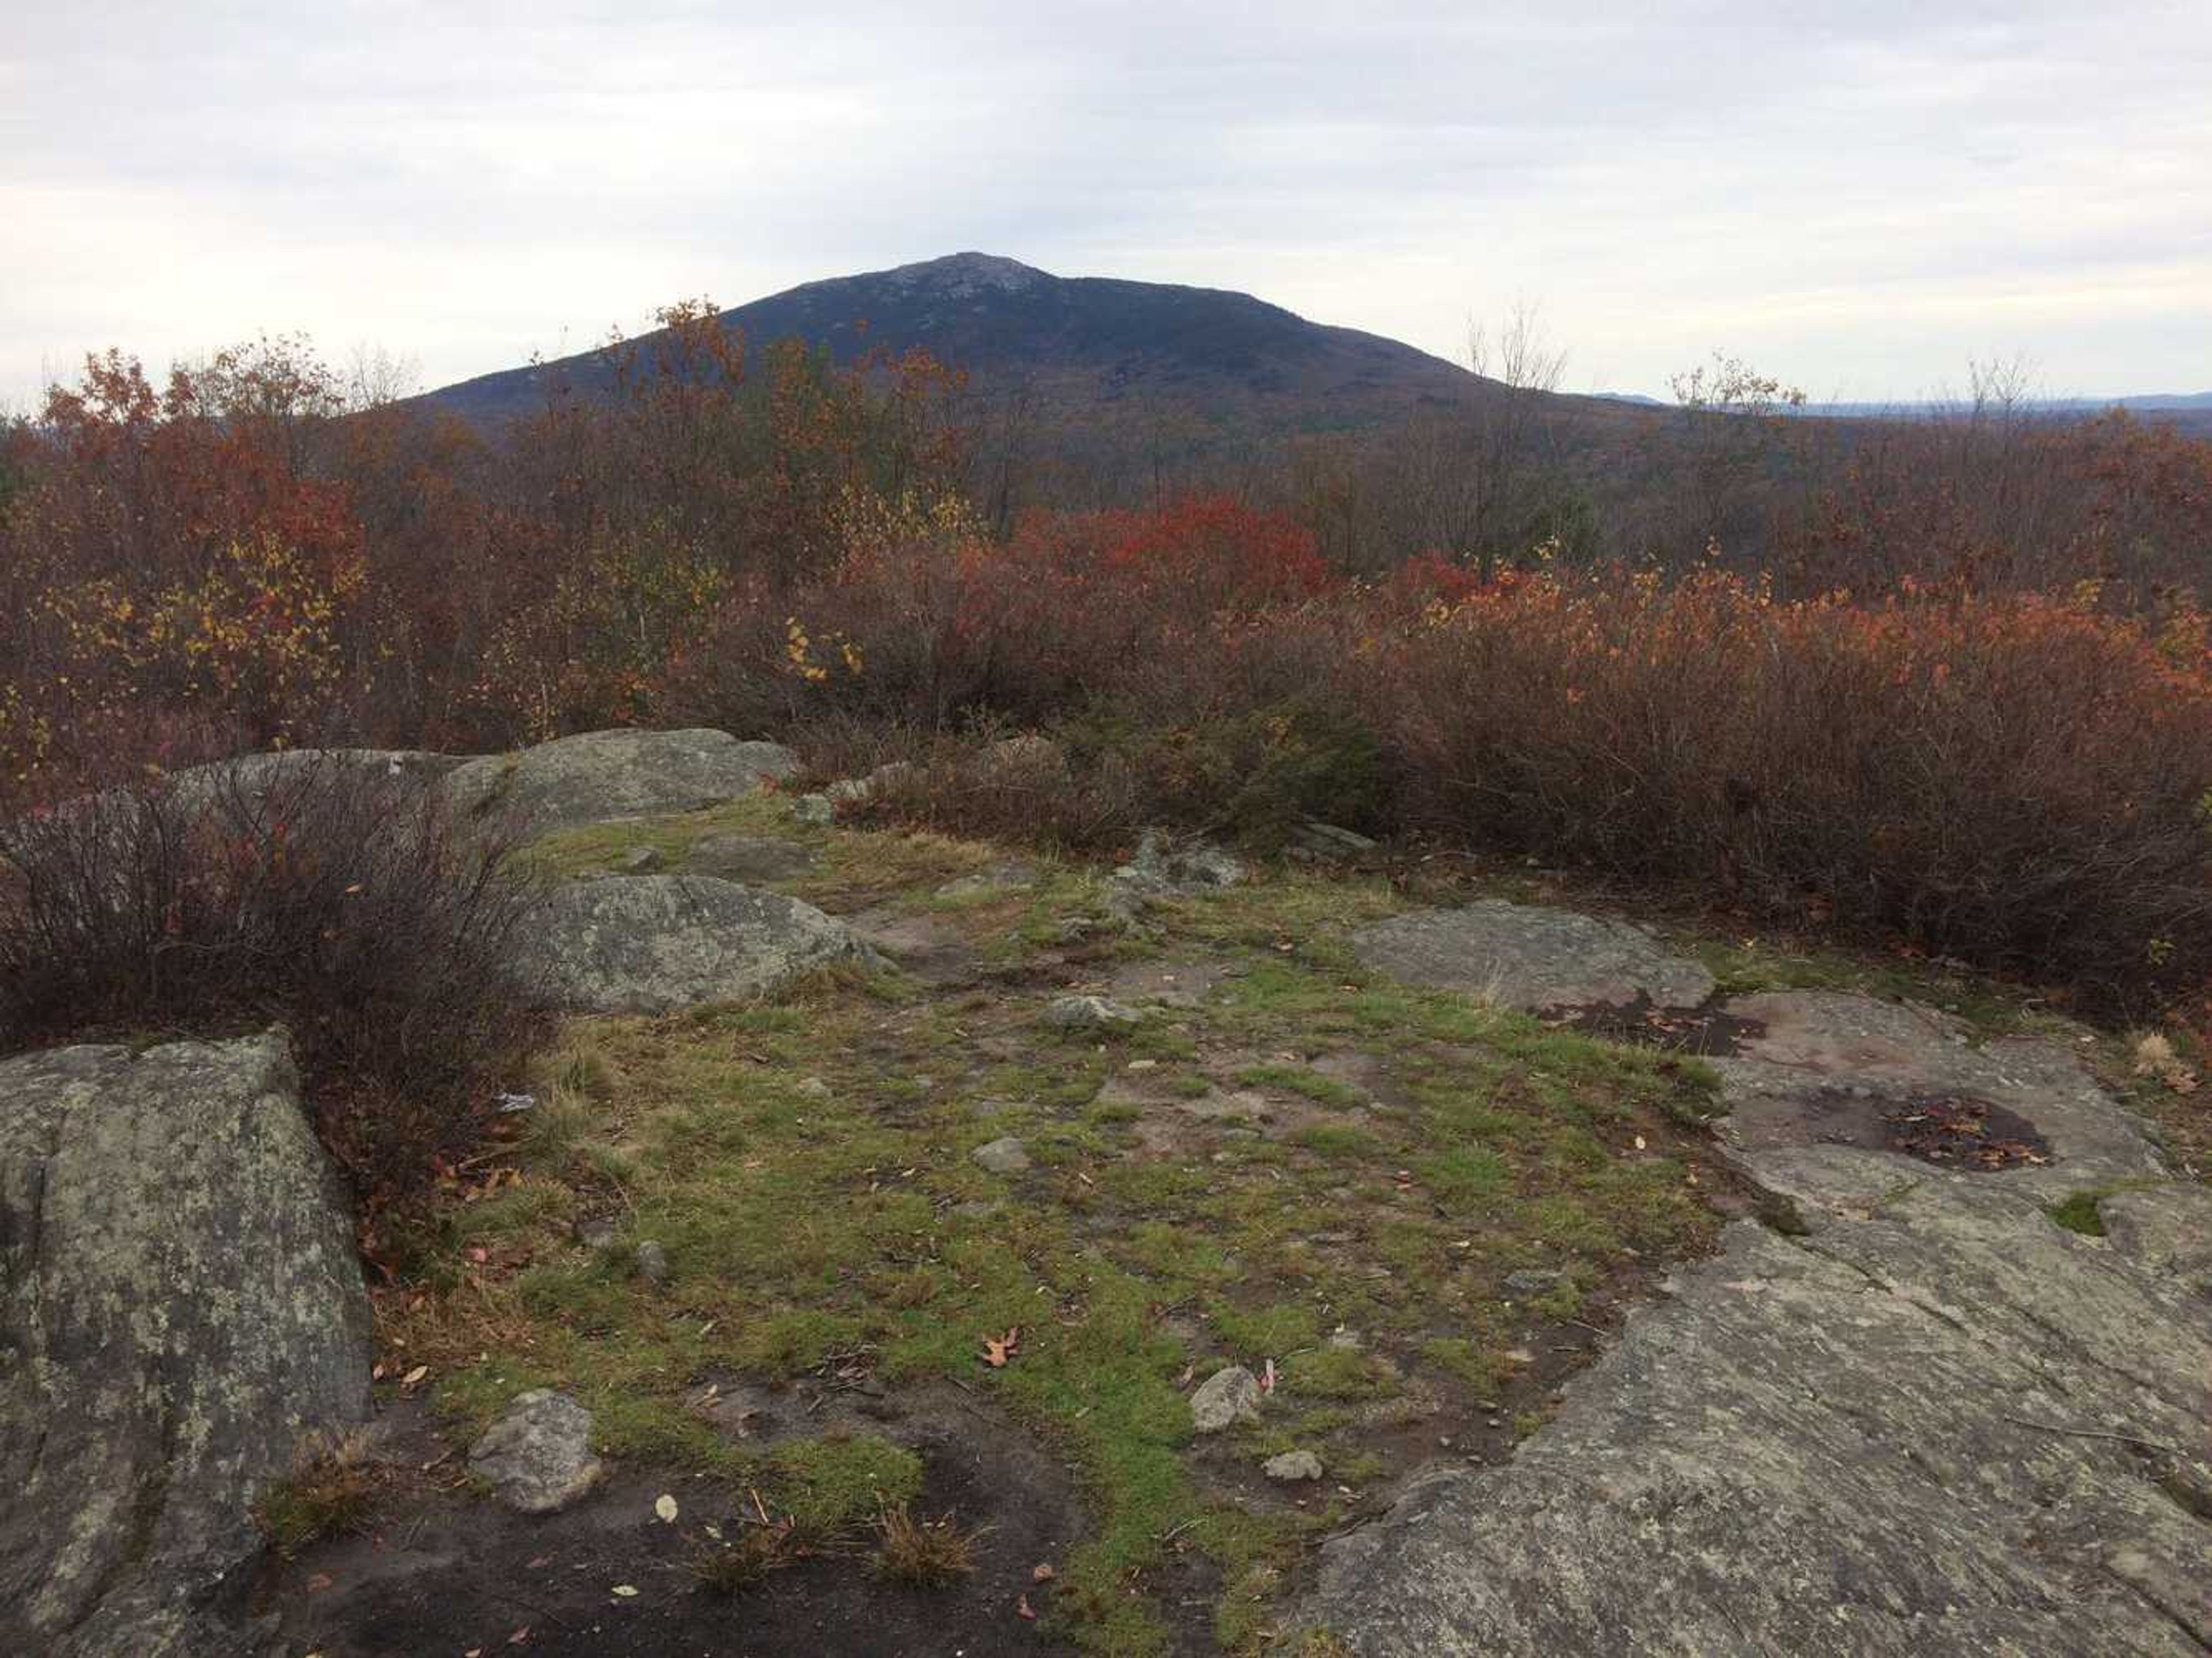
[6,1,2209,410]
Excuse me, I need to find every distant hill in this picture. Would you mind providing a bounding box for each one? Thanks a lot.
[419,253,1637,456]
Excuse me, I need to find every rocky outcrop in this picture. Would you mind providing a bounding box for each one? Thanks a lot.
[511,874,866,1013]
[1351,899,1715,1012]
[1298,985,2212,1655]
[443,728,797,843]
[0,1031,373,1658]
[686,832,818,885]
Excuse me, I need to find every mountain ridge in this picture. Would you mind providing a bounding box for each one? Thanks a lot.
[419,251,1531,436]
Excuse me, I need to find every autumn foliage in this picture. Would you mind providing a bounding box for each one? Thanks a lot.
[2,324,2209,1004]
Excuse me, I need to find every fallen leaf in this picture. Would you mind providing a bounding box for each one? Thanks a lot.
[1633,1134,1646,1150]
[980,1326,1021,1368]
[1032,1562,1056,1582]
[1017,1595,1037,1620]
[304,1572,333,1593]
[400,1364,429,1387]
[610,1583,639,1598]
[654,1493,679,1524]
[525,1555,551,1569]
[507,1629,530,1646]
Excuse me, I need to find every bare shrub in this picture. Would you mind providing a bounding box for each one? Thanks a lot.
[0,752,547,1203]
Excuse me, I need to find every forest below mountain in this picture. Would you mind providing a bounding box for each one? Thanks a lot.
[3,269,2210,1006]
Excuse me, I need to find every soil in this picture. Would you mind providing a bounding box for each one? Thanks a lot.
[261,1387,1096,1658]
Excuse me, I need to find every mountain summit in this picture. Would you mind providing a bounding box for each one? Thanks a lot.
[422,252,1491,433]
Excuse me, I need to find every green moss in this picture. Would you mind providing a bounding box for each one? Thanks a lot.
[1291,1123,1377,1160]
[398,820,1749,1652]
[1281,1346,1396,1402]
[1209,1300,1323,1356]
[2048,1191,2108,1236]
[1235,1063,1364,1109]
[767,1435,924,1532]
[1421,1336,1511,1396]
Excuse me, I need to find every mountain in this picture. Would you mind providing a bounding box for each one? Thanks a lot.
[420,252,1630,450]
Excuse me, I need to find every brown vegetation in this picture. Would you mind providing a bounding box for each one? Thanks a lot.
[2,319,2207,1009]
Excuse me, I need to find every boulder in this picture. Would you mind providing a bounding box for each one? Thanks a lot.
[1264,1450,1325,1482]
[1296,995,2212,1656]
[467,1390,604,1515]
[0,1032,372,1658]
[687,833,818,885]
[1116,828,1243,893]
[1350,900,1715,1012]
[1289,819,1378,861]
[444,728,797,843]
[510,874,865,1013]
[173,747,469,811]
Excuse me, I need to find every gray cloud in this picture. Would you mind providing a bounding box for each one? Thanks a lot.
[4,1,2207,407]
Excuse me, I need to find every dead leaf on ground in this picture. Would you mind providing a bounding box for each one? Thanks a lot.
[980,1326,1021,1368]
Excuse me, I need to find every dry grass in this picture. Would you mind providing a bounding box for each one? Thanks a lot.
[687,1523,801,1595]
[870,1506,983,1588]
[256,1430,381,1555]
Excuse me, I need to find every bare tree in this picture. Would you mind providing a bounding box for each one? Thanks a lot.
[1665,350,1808,558]
[1390,298,1572,577]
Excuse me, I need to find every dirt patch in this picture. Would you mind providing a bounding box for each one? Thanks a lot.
[260,1388,1087,1657]
[1727,1082,2055,1171]
[1106,959,1238,1008]
[1878,1093,2053,1169]
[846,907,984,985]
[1562,994,1770,1057]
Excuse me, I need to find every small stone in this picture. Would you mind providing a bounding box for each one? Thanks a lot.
[1327,1326,1363,1350]
[796,1076,834,1101]
[574,1217,618,1250]
[634,1240,669,1284]
[792,794,834,826]
[1044,994,1143,1035]
[1264,1449,1325,1482]
[1190,1366,1264,1433]
[615,845,662,874]
[971,1136,1032,1175]
[469,1390,604,1514]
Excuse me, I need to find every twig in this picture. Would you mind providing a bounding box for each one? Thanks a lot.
[2001,1414,2180,1456]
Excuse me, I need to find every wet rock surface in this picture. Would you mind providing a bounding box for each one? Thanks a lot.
[512,873,865,1013]
[1351,900,1717,1012]
[1300,983,2212,1656]
[0,1032,372,1658]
